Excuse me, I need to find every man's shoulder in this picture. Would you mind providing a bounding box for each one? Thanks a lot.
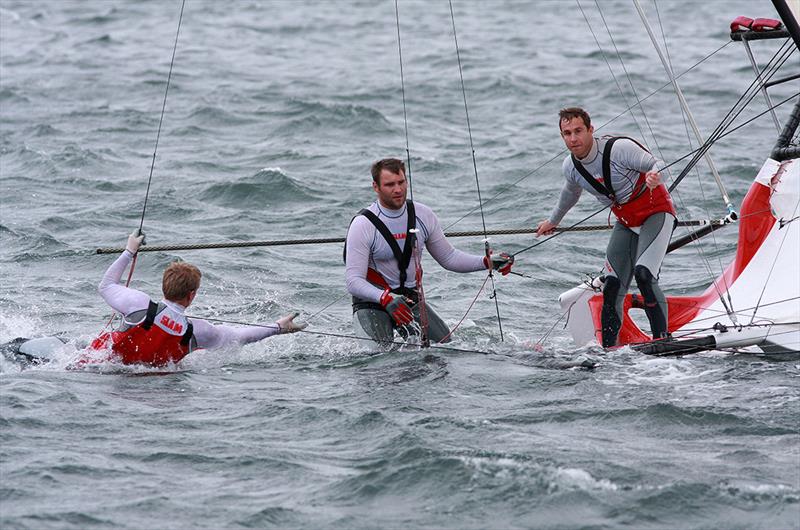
[605,136,647,157]
[410,200,435,216]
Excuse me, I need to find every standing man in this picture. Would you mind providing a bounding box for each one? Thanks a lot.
[537,108,676,347]
[345,158,514,345]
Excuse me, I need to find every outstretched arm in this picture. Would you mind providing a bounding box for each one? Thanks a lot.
[424,215,486,273]
[547,178,582,226]
[190,313,305,350]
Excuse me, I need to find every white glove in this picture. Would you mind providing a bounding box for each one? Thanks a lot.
[276,312,307,334]
[125,230,145,254]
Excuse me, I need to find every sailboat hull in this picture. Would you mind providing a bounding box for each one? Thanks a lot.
[560,157,799,354]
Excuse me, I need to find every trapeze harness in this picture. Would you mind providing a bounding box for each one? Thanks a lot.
[90,300,195,366]
[572,136,676,228]
[345,200,419,312]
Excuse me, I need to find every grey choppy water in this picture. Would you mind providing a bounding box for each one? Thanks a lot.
[1,1,798,528]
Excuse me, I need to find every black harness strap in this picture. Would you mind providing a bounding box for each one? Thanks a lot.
[180,322,193,347]
[572,136,622,203]
[358,200,417,289]
[572,135,656,206]
[141,300,159,330]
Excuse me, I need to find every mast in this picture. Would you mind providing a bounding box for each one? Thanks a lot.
[770,0,800,162]
[632,0,734,214]
[771,0,800,50]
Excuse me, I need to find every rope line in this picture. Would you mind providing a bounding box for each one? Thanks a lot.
[438,273,490,344]
[441,37,734,233]
[448,0,504,341]
[138,0,186,234]
[394,0,430,346]
[95,219,724,254]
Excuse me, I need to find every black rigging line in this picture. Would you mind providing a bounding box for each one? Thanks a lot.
[511,91,799,258]
[448,0,504,341]
[442,39,734,233]
[138,0,186,234]
[394,0,414,199]
[668,40,796,193]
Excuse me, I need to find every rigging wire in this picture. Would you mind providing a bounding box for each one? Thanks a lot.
[394,0,414,201]
[648,0,736,320]
[139,0,186,236]
[441,39,735,233]
[748,192,799,324]
[510,90,800,258]
[448,0,505,341]
[123,0,187,288]
[99,0,186,333]
[580,0,734,307]
[669,40,796,192]
[394,0,430,346]
[192,315,498,356]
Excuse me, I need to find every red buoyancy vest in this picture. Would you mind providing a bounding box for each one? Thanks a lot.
[89,301,194,366]
[572,137,677,228]
[611,173,676,228]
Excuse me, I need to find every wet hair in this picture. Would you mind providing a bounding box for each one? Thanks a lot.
[558,107,591,130]
[370,158,405,184]
[162,261,202,301]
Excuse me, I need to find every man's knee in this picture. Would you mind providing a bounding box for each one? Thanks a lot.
[634,265,659,299]
[602,275,621,306]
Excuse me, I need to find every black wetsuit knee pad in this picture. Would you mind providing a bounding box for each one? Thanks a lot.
[602,276,621,306]
[634,265,656,302]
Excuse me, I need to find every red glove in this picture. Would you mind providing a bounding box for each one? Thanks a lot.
[380,289,414,325]
[484,251,515,276]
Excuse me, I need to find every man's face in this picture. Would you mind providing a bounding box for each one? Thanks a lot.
[560,117,594,159]
[373,169,408,209]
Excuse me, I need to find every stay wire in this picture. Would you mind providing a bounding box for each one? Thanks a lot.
[668,40,795,193]
[659,44,796,321]
[394,0,430,345]
[99,0,186,331]
[442,39,733,233]
[192,315,497,356]
[394,0,414,200]
[448,0,504,341]
[584,0,729,304]
[138,0,186,235]
[748,196,800,324]
[579,0,740,327]
[511,90,800,259]
[652,0,732,316]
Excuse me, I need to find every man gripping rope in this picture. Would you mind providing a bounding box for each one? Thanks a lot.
[536,108,676,347]
[4,233,307,368]
[86,232,306,365]
[345,158,514,345]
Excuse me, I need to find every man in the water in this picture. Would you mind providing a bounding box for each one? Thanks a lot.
[536,107,676,347]
[344,158,514,344]
[5,232,305,367]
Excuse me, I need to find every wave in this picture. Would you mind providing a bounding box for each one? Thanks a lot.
[186,105,257,126]
[197,167,319,208]
[274,99,393,135]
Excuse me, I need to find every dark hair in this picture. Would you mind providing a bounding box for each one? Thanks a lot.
[370,158,405,184]
[558,107,591,130]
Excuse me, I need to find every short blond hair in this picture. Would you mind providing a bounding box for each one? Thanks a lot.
[162,261,201,301]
